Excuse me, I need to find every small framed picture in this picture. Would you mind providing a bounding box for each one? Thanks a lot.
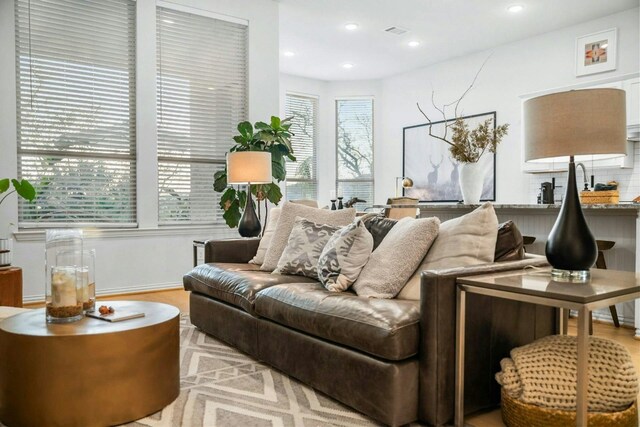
[576,28,617,76]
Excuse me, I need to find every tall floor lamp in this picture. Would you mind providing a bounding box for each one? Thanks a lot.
[226,151,272,238]
[523,88,627,281]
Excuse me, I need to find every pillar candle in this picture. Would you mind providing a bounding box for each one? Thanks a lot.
[330,190,336,200]
[51,267,77,307]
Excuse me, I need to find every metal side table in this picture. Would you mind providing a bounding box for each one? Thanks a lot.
[455,268,640,427]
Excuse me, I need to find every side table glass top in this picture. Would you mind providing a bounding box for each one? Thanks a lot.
[458,268,640,303]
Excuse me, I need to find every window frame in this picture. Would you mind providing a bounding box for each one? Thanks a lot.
[284,91,319,201]
[334,96,375,208]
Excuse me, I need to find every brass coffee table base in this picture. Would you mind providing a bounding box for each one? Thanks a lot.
[0,301,180,427]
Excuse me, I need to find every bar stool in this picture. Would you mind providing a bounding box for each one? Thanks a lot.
[594,240,620,329]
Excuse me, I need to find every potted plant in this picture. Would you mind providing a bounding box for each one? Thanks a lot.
[0,178,36,267]
[213,116,295,229]
[417,61,509,204]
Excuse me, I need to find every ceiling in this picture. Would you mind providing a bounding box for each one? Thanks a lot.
[278,0,639,81]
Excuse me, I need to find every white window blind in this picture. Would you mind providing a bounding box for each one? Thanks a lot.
[336,99,374,209]
[157,7,248,225]
[15,0,137,226]
[285,93,318,201]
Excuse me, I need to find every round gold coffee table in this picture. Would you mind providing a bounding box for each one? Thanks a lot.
[0,301,180,427]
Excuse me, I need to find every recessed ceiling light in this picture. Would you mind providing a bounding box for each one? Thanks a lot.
[342,63,354,69]
[507,4,524,13]
[601,43,609,49]
[344,23,359,31]
[408,41,421,47]
[162,19,175,24]
[207,87,215,91]
[283,51,295,57]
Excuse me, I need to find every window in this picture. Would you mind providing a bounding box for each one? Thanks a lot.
[285,93,318,200]
[156,7,247,225]
[15,0,137,225]
[336,98,374,208]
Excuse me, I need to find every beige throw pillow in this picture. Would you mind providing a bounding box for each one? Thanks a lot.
[398,202,499,300]
[260,202,356,271]
[249,207,281,265]
[352,217,440,299]
[317,220,374,292]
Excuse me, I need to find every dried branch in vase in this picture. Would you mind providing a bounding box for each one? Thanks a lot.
[416,56,509,164]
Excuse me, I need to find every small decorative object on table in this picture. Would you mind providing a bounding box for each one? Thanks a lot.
[45,229,84,323]
[580,181,620,204]
[87,305,145,322]
[330,190,337,210]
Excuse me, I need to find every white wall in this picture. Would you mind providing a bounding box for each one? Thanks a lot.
[378,7,640,204]
[0,0,280,302]
[281,8,640,207]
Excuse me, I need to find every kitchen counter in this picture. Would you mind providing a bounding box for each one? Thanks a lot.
[372,203,640,211]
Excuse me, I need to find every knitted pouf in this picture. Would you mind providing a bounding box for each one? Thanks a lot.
[496,334,638,412]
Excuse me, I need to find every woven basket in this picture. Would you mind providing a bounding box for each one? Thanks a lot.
[501,389,638,427]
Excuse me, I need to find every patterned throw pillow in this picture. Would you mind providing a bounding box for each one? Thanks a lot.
[272,217,341,279]
[317,220,374,292]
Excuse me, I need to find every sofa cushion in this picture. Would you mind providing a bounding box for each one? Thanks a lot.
[254,282,420,361]
[360,214,398,250]
[183,263,317,314]
[249,207,281,265]
[494,220,525,262]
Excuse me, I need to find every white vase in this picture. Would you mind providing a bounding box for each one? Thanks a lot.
[459,162,486,204]
[0,238,12,268]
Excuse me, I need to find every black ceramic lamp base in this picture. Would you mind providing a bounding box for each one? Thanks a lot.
[238,184,262,238]
[545,158,597,282]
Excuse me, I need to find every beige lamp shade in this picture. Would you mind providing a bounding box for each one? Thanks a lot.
[524,88,627,163]
[226,151,272,184]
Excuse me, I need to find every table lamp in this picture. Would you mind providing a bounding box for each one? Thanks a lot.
[226,151,272,237]
[523,88,627,281]
[395,176,414,197]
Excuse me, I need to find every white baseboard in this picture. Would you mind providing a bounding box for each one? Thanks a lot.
[23,282,183,304]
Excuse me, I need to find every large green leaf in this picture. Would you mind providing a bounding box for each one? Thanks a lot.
[213,170,228,192]
[222,199,242,228]
[11,179,36,201]
[254,121,270,130]
[270,116,281,129]
[263,183,283,205]
[0,179,9,193]
[272,159,286,182]
[219,187,237,205]
[237,121,253,140]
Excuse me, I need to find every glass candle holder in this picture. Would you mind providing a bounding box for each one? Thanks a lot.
[81,249,96,312]
[45,229,84,323]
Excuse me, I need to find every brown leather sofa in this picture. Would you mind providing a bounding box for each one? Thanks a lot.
[184,238,555,426]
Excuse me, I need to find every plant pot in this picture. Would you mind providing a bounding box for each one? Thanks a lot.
[459,161,487,204]
[0,238,12,268]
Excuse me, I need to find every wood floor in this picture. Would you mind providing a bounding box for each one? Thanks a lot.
[80,289,640,426]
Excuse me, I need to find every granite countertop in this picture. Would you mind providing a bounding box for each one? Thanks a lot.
[372,203,640,210]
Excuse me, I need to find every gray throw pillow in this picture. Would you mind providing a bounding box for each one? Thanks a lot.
[272,217,341,279]
[317,220,374,292]
[261,202,356,271]
[353,217,440,299]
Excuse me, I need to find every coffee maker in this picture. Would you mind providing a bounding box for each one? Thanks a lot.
[541,181,554,204]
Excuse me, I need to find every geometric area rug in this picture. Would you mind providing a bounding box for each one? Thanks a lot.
[123,316,382,427]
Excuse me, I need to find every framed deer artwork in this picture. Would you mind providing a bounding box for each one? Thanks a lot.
[402,112,496,202]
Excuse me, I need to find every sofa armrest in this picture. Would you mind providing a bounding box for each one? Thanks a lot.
[203,238,261,264]
[418,254,551,426]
